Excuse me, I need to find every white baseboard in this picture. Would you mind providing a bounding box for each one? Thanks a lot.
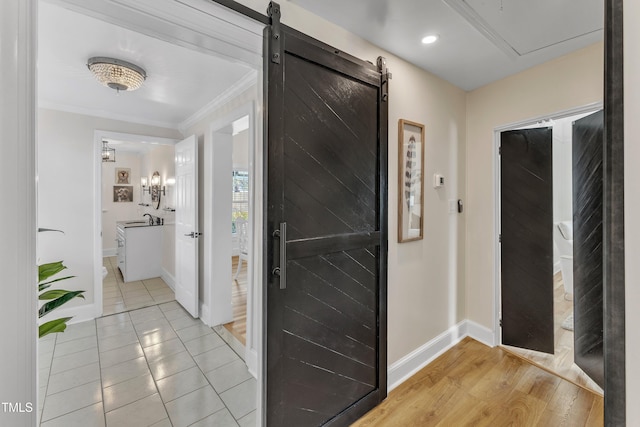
[161,269,176,291]
[465,320,496,347]
[388,321,467,391]
[246,348,258,379]
[387,320,497,392]
[103,248,116,257]
[199,302,210,326]
[40,303,97,326]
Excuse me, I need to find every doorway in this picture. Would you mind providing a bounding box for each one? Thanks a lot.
[95,131,178,317]
[36,0,264,424]
[496,105,604,395]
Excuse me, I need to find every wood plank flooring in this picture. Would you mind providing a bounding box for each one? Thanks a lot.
[351,337,603,427]
[223,256,248,346]
[503,272,602,395]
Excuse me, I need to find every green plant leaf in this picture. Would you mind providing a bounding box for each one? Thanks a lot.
[39,289,79,300]
[38,291,85,318]
[38,261,67,283]
[39,317,71,338]
[38,275,75,291]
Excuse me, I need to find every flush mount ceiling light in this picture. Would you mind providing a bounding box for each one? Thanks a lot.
[87,57,146,92]
[421,34,440,45]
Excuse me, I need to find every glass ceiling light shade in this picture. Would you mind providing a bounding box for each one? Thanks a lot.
[87,57,146,92]
[102,140,116,162]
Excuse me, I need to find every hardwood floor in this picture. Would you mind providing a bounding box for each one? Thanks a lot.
[502,272,602,395]
[352,338,603,427]
[223,255,248,346]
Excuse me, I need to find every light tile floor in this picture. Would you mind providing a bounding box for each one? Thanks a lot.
[39,302,257,427]
[103,257,175,316]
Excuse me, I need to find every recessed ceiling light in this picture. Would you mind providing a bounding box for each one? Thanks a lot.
[421,35,439,45]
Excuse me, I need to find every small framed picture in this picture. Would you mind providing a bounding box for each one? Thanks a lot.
[115,168,131,184]
[398,119,425,243]
[113,186,133,203]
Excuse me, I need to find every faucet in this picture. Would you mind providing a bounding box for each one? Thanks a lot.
[143,213,153,225]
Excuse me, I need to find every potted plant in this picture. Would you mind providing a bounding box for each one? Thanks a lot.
[37,228,85,338]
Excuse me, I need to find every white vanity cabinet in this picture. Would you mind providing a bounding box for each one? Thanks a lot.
[116,222,163,282]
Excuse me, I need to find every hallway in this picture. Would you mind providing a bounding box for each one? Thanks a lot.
[39,302,256,426]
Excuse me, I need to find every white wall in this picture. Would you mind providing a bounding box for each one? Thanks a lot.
[0,1,37,425]
[184,85,259,318]
[624,0,640,421]
[102,152,143,256]
[465,43,603,330]
[233,129,249,169]
[101,144,177,278]
[237,0,468,365]
[140,144,177,279]
[38,108,182,310]
[552,117,574,226]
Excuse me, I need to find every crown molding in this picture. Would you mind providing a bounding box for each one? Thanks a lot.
[38,100,181,130]
[178,70,257,133]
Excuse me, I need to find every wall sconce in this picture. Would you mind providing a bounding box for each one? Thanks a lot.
[150,171,166,195]
[141,176,151,194]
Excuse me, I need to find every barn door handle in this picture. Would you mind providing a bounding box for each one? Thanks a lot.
[272,222,287,289]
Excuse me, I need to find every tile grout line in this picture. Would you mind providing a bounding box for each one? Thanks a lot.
[38,333,56,425]
[39,325,102,426]
[95,318,108,427]
[99,310,170,425]
[42,297,253,426]
[166,308,251,426]
[132,305,175,426]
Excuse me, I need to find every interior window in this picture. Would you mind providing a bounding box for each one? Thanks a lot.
[232,169,249,233]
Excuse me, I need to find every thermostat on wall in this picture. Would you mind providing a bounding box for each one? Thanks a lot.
[433,173,445,188]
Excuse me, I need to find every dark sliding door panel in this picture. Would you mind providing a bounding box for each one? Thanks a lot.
[264,4,388,425]
[501,128,554,354]
[573,110,604,388]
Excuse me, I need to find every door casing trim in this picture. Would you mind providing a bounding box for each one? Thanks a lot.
[493,101,603,348]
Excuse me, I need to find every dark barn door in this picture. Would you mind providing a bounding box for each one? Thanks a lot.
[572,110,604,388]
[500,128,554,354]
[264,4,388,426]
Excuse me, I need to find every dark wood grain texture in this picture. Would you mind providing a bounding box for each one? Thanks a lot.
[265,18,387,426]
[572,110,604,388]
[603,0,626,424]
[500,128,554,354]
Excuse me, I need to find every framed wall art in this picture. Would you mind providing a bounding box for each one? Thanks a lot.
[398,119,424,242]
[113,185,134,203]
[115,167,131,184]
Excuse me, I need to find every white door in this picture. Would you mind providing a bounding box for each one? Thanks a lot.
[175,135,199,317]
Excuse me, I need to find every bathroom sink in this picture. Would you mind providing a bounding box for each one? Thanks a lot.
[125,221,148,225]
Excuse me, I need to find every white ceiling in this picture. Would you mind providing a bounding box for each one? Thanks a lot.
[289,0,604,90]
[38,0,604,131]
[38,1,255,130]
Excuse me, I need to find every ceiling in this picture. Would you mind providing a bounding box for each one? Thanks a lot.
[38,0,603,133]
[289,0,604,90]
[38,1,255,131]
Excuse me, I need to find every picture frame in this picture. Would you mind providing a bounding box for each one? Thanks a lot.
[398,119,425,242]
[115,167,131,184]
[113,185,134,203]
